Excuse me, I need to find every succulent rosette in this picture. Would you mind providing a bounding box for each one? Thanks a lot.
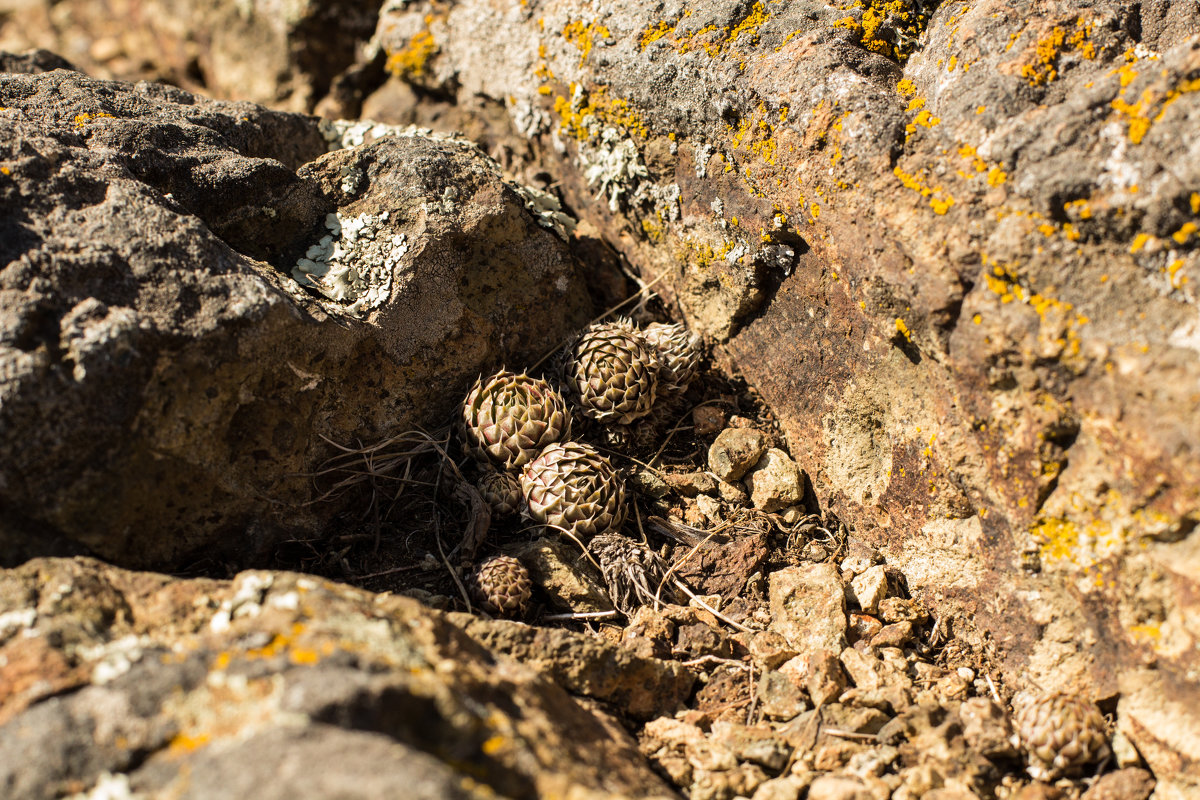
[461,370,570,471]
[641,322,703,391]
[471,555,532,617]
[476,470,523,517]
[1014,691,1110,781]
[520,441,627,540]
[567,321,659,425]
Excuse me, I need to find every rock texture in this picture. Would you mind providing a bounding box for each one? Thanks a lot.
[0,67,591,568]
[0,0,380,112]
[0,557,677,800]
[351,1,1200,791]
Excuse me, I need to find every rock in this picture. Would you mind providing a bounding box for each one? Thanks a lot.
[802,651,849,708]
[758,670,808,721]
[2,1,377,112]
[958,698,1019,760]
[639,717,706,787]
[693,406,727,436]
[848,613,884,644]
[664,471,718,497]
[752,774,813,800]
[841,542,884,579]
[1080,768,1155,800]
[718,479,751,506]
[769,563,848,657]
[877,598,929,626]
[708,428,766,482]
[807,775,875,800]
[869,621,916,649]
[0,558,675,799]
[672,531,770,598]
[504,538,613,615]
[1010,784,1065,800]
[710,721,791,772]
[0,69,590,569]
[448,615,693,721]
[747,631,799,672]
[848,566,890,614]
[695,494,722,522]
[743,449,803,512]
[630,469,672,500]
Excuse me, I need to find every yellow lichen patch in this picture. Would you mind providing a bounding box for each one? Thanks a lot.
[552,84,649,140]
[72,112,114,128]
[386,18,438,79]
[562,19,611,66]
[894,317,912,341]
[892,165,956,216]
[1171,222,1197,245]
[986,166,1007,186]
[1111,72,1200,144]
[896,78,917,97]
[1019,18,1096,86]
[640,3,768,58]
[984,261,1088,356]
[1129,233,1152,253]
[833,1,934,63]
[1191,193,1200,214]
[1166,259,1187,289]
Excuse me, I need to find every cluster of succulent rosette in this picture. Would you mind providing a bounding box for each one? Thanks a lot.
[460,319,702,618]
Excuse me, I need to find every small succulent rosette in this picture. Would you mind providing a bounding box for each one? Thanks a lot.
[520,441,627,541]
[461,370,571,471]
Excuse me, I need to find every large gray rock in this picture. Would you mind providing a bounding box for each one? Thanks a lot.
[0,68,591,569]
[0,558,677,800]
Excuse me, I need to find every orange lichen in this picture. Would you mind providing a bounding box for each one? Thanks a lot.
[386,18,438,79]
[1020,18,1096,86]
[562,19,611,66]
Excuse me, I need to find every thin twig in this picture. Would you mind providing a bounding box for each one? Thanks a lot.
[543,610,621,622]
[673,579,753,634]
[822,728,879,741]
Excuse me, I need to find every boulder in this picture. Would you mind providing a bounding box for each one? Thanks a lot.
[0,68,591,568]
[0,557,677,800]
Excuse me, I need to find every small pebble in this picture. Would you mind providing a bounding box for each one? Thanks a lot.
[693,405,727,436]
[708,427,767,481]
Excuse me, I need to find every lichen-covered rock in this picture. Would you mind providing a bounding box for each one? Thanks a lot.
[360,0,1200,783]
[0,68,591,568]
[0,558,677,800]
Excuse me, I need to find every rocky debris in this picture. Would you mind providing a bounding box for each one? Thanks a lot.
[743,448,803,513]
[0,68,590,568]
[0,558,676,800]
[693,406,727,436]
[1080,768,1156,800]
[664,471,719,498]
[769,563,848,656]
[708,428,767,482]
[848,566,891,616]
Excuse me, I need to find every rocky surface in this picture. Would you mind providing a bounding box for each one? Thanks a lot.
[347,1,1199,792]
[1,0,1199,795]
[0,557,677,799]
[0,66,592,568]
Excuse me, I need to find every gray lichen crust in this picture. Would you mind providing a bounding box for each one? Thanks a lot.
[292,211,408,316]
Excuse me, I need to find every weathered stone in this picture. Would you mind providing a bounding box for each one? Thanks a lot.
[1080,768,1155,800]
[848,566,890,615]
[630,469,672,500]
[769,563,847,657]
[747,631,799,672]
[804,651,849,708]
[448,615,694,721]
[847,613,884,644]
[870,622,915,649]
[877,598,929,626]
[0,69,590,569]
[2,0,378,112]
[757,670,808,721]
[673,531,769,599]
[743,448,803,512]
[664,471,718,497]
[504,538,613,615]
[0,558,675,799]
[840,648,912,694]
[718,479,751,506]
[708,428,766,482]
[807,775,875,800]
[751,775,812,800]
[693,405,727,436]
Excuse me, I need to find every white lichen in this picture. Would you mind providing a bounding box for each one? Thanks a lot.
[292,210,408,317]
[578,126,649,212]
[512,182,577,240]
[339,164,365,195]
[77,634,150,685]
[210,572,273,633]
[695,143,715,178]
[66,773,144,800]
[0,607,36,639]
